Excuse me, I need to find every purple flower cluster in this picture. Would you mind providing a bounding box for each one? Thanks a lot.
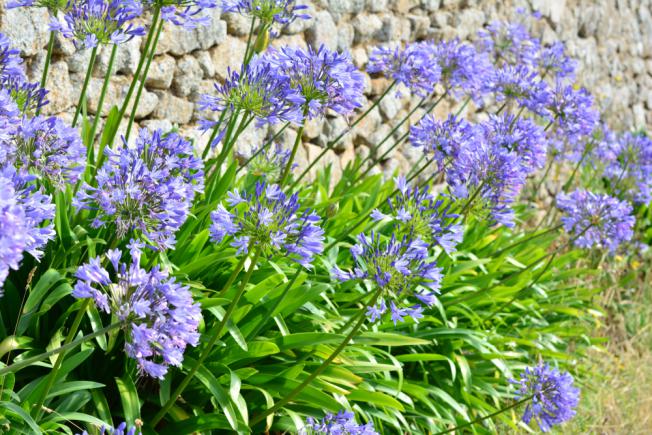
[7,0,67,12]
[221,0,310,30]
[488,65,552,116]
[73,243,202,378]
[371,177,463,254]
[263,45,364,119]
[75,129,204,250]
[593,132,652,204]
[537,42,576,79]
[50,0,145,49]
[0,166,55,291]
[446,138,527,228]
[78,421,141,435]
[478,19,540,68]
[198,61,304,134]
[409,114,475,168]
[333,233,442,325]
[432,38,492,100]
[0,34,48,114]
[303,410,378,435]
[514,363,580,432]
[557,190,635,252]
[547,82,599,144]
[237,142,292,181]
[152,0,218,29]
[2,114,85,188]
[367,42,441,97]
[210,182,324,267]
[480,114,547,172]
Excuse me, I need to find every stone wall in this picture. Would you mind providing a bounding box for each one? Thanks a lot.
[2,0,652,178]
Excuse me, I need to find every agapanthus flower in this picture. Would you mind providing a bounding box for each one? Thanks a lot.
[0,35,48,114]
[477,19,540,67]
[73,244,201,378]
[157,0,218,29]
[75,129,204,250]
[50,0,146,49]
[367,41,441,97]
[0,33,24,83]
[513,363,580,432]
[431,38,493,100]
[333,232,442,324]
[447,139,527,227]
[77,421,142,435]
[221,0,309,33]
[1,115,85,188]
[537,42,576,79]
[489,65,552,117]
[593,132,652,204]
[7,0,68,12]
[557,189,635,252]
[209,181,324,267]
[236,142,292,181]
[547,82,599,144]
[263,45,364,119]
[479,114,547,172]
[371,177,463,254]
[198,61,304,137]
[409,114,476,168]
[302,410,378,435]
[0,166,55,292]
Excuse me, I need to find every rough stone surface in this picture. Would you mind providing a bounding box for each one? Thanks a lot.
[6,1,652,180]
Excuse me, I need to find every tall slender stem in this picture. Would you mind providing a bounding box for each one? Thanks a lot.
[279,122,305,186]
[32,299,91,419]
[236,123,291,175]
[72,46,98,128]
[36,31,55,115]
[250,287,382,427]
[434,395,533,435]
[88,44,118,150]
[0,322,121,376]
[124,18,164,141]
[242,17,257,65]
[151,248,261,426]
[117,6,161,122]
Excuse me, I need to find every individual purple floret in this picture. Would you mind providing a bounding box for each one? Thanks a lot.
[537,42,576,79]
[547,82,599,144]
[302,410,378,435]
[332,232,442,325]
[77,421,141,435]
[3,115,85,188]
[432,38,493,100]
[513,363,580,432]
[477,19,540,67]
[447,139,527,228]
[479,114,547,172]
[221,0,310,32]
[367,41,441,97]
[49,0,145,49]
[198,60,305,136]
[209,181,324,267]
[371,176,463,254]
[263,45,365,119]
[73,244,202,378]
[409,114,476,168]
[0,166,56,292]
[557,190,635,252]
[488,65,552,117]
[236,142,292,181]
[75,129,204,250]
